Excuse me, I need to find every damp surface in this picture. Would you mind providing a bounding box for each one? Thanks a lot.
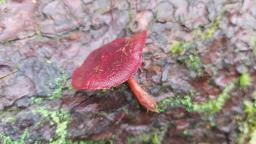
[1,0,256,144]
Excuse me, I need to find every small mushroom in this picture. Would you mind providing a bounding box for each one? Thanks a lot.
[72,31,157,112]
[72,12,157,112]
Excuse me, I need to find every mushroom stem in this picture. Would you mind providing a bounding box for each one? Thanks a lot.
[127,77,158,112]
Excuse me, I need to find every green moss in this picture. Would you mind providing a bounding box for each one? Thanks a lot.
[0,134,13,144]
[31,73,71,104]
[31,97,45,104]
[169,41,202,75]
[50,73,69,99]
[0,0,5,4]
[157,95,193,113]
[3,116,16,124]
[33,108,110,144]
[151,133,161,144]
[185,54,203,74]
[192,82,234,114]
[193,15,222,40]
[181,129,193,136]
[35,27,43,40]
[239,72,251,88]
[122,105,129,114]
[158,82,235,114]
[252,91,256,99]
[128,7,134,22]
[250,36,256,55]
[46,59,53,64]
[0,107,21,124]
[170,41,191,55]
[96,84,128,97]
[126,132,162,144]
[237,100,256,144]
[126,131,167,144]
[0,120,111,144]
[0,129,29,144]
[67,140,113,144]
[33,108,70,144]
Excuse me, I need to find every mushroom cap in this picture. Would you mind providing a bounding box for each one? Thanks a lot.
[72,31,147,90]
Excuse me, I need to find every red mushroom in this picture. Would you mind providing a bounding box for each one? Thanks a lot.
[72,11,157,112]
[72,31,157,112]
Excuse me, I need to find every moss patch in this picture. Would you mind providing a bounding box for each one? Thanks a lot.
[170,41,191,55]
[193,14,222,40]
[157,82,235,114]
[0,0,5,4]
[237,99,256,144]
[239,72,251,88]
[184,54,203,75]
[170,41,202,75]
[31,73,72,104]
[0,107,21,124]
[33,108,70,144]
[250,36,256,55]
[0,129,29,144]
[67,140,113,144]
[192,82,235,114]
[126,132,162,144]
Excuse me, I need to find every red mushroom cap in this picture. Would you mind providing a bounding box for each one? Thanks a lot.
[72,31,147,90]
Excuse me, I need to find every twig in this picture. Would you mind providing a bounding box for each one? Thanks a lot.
[0,69,17,80]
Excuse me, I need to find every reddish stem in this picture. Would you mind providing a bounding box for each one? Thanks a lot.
[127,77,158,112]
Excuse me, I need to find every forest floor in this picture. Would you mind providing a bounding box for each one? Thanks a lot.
[0,0,256,144]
